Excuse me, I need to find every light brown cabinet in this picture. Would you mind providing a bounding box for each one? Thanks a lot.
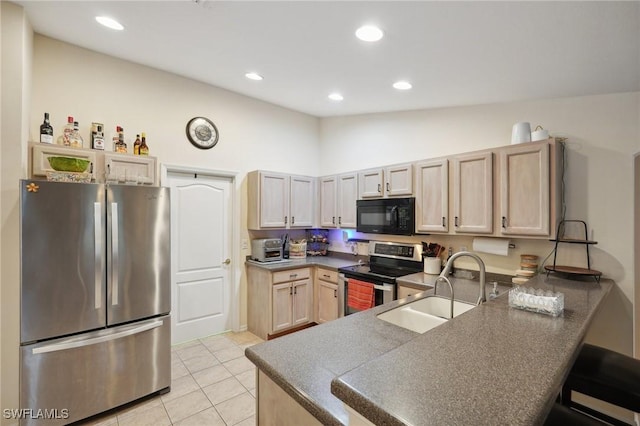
[319,176,338,227]
[415,159,449,233]
[30,143,157,185]
[358,164,413,199]
[499,142,550,236]
[315,268,339,324]
[248,266,313,340]
[397,285,418,300]
[319,173,358,228]
[452,152,493,234]
[248,171,315,230]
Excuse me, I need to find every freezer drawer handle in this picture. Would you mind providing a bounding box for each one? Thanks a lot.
[111,202,119,306]
[94,202,103,310]
[32,319,164,355]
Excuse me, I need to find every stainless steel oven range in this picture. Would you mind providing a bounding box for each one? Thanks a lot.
[338,241,423,316]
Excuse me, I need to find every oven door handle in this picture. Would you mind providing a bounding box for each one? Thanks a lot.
[372,284,394,292]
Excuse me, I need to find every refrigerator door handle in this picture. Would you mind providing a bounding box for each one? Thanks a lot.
[110,202,119,306]
[32,319,164,355]
[94,202,103,310]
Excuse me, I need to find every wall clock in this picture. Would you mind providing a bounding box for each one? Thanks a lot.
[186,117,219,149]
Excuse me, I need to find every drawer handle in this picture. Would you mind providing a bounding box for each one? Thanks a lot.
[338,216,342,225]
[292,216,295,225]
[323,274,330,278]
[290,274,298,278]
[442,216,446,227]
[454,216,459,227]
[294,287,297,295]
[332,216,335,224]
[377,184,381,193]
[284,216,288,225]
[334,289,337,298]
[502,216,507,228]
[289,287,293,295]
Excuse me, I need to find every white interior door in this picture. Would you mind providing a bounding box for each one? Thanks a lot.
[168,172,233,344]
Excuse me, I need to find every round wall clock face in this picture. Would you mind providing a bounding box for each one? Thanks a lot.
[186,117,219,149]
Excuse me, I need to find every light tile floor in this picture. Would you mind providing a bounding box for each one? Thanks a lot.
[79,331,264,426]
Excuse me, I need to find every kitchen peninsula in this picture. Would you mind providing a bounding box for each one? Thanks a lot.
[246,275,613,425]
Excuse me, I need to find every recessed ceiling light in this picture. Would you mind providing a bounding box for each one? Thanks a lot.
[328,93,344,101]
[355,25,383,42]
[245,72,263,81]
[393,81,412,90]
[95,16,124,31]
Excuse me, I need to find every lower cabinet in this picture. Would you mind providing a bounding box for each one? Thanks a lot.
[397,285,420,300]
[248,266,313,340]
[272,278,312,333]
[315,268,339,324]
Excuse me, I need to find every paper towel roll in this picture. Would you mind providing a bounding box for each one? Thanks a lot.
[472,237,510,256]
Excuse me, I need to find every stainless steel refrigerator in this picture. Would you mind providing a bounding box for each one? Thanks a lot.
[19,179,171,425]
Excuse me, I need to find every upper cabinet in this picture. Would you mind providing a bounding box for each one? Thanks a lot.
[498,141,560,237]
[452,152,493,234]
[29,143,157,185]
[248,139,561,238]
[248,171,315,230]
[359,169,384,198]
[319,172,358,228]
[415,159,449,233]
[319,176,338,228]
[359,163,413,199]
[337,173,358,228]
[290,175,315,228]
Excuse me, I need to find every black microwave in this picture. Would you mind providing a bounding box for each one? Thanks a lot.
[356,197,415,235]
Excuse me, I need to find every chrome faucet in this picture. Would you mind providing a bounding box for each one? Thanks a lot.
[440,251,487,305]
[433,275,454,319]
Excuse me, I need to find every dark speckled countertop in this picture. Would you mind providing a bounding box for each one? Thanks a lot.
[246,274,613,425]
[245,254,363,271]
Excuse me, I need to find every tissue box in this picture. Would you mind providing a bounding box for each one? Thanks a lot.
[508,287,564,317]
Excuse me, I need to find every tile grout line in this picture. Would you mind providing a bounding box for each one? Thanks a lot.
[86,332,261,426]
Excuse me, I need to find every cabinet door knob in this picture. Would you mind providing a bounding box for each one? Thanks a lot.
[377,184,381,193]
[284,216,288,225]
[332,216,335,224]
[334,289,337,298]
[386,182,390,192]
[223,258,231,265]
[454,216,459,227]
[338,216,342,225]
[289,287,293,295]
[442,217,446,227]
[291,216,295,225]
[502,216,507,228]
[294,287,297,295]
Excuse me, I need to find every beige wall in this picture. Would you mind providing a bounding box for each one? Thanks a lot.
[320,93,640,356]
[28,34,321,335]
[1,2,32,424]
[2,31,320,417]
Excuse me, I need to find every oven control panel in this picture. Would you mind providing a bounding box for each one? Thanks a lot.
[369,241,423,262]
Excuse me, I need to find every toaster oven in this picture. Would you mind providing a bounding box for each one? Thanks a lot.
[251,238,283,262]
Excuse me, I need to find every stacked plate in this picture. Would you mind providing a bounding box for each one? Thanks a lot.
[513,254,539,285]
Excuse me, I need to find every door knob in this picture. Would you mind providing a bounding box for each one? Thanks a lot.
[223,258,231,265]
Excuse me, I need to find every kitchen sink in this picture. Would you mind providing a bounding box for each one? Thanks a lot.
[377,296,476,333]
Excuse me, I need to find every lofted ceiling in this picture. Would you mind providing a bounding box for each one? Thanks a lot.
[15,1,640,118]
